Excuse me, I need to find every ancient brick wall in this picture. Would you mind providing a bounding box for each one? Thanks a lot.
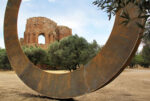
[21,17,72,49]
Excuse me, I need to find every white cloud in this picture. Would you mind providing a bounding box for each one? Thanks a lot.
[23,0,31,2]
[48,0,56,2]
[49,10,115,45]
[51,11,91,34]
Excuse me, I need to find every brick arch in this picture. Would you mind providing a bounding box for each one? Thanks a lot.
[20,17,72,49]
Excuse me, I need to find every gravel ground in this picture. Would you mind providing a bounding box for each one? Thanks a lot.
[0,69,150,101]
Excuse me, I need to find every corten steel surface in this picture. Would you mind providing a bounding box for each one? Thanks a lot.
[4,0,145,99]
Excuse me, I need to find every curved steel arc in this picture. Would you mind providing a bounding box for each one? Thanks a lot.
[4,0,145,99]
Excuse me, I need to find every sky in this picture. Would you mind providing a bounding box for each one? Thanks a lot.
[0,0,143,51]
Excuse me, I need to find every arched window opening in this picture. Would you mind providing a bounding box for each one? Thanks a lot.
[38,34,45,44]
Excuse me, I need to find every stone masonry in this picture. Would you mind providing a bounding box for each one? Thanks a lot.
[20,17,72,49]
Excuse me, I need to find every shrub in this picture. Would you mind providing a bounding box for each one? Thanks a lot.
[0,48,12,70]
[23,46,48,65]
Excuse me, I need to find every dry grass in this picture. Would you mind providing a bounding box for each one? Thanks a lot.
[0,69,150,101]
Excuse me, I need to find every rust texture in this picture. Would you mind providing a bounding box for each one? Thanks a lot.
[20,17,72,49]
[4,0,145,99]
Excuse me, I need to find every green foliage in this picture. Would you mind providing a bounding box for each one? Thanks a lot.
[23,46,48,65]
[129,53,145,67]
[93,0,150,19]
[0,48,11,70]
[0,35,101,71]
[48,35,101,70]
[93,0,150,28]
[141,44,150,67]
[47,41,62,68]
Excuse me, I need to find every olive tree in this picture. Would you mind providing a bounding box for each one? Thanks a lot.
[48,35,101,70]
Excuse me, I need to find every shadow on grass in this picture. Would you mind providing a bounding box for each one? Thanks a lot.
[19,93,77,101]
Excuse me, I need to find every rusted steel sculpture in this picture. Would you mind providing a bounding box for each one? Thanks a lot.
[4,0,145,99]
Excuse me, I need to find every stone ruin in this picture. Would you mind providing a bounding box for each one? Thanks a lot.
[20,17,72,49]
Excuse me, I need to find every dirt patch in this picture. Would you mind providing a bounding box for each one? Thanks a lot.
[0,69,150,101]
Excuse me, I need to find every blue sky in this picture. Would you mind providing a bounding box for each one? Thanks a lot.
[0,0,142,51]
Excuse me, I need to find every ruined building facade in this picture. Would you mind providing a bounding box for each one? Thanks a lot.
[20,17,72,49]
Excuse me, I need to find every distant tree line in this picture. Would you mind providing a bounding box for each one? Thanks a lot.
[0,35,101,71]
[0,48,11,70]
[0,34,149,70]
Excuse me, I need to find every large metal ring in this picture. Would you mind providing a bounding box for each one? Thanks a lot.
[4,0,145,99]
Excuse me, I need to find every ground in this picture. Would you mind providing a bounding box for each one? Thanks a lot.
[0,69,150,101]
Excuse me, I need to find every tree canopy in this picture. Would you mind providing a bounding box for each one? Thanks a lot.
[93,0,150,27]
[48,35,101,70]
